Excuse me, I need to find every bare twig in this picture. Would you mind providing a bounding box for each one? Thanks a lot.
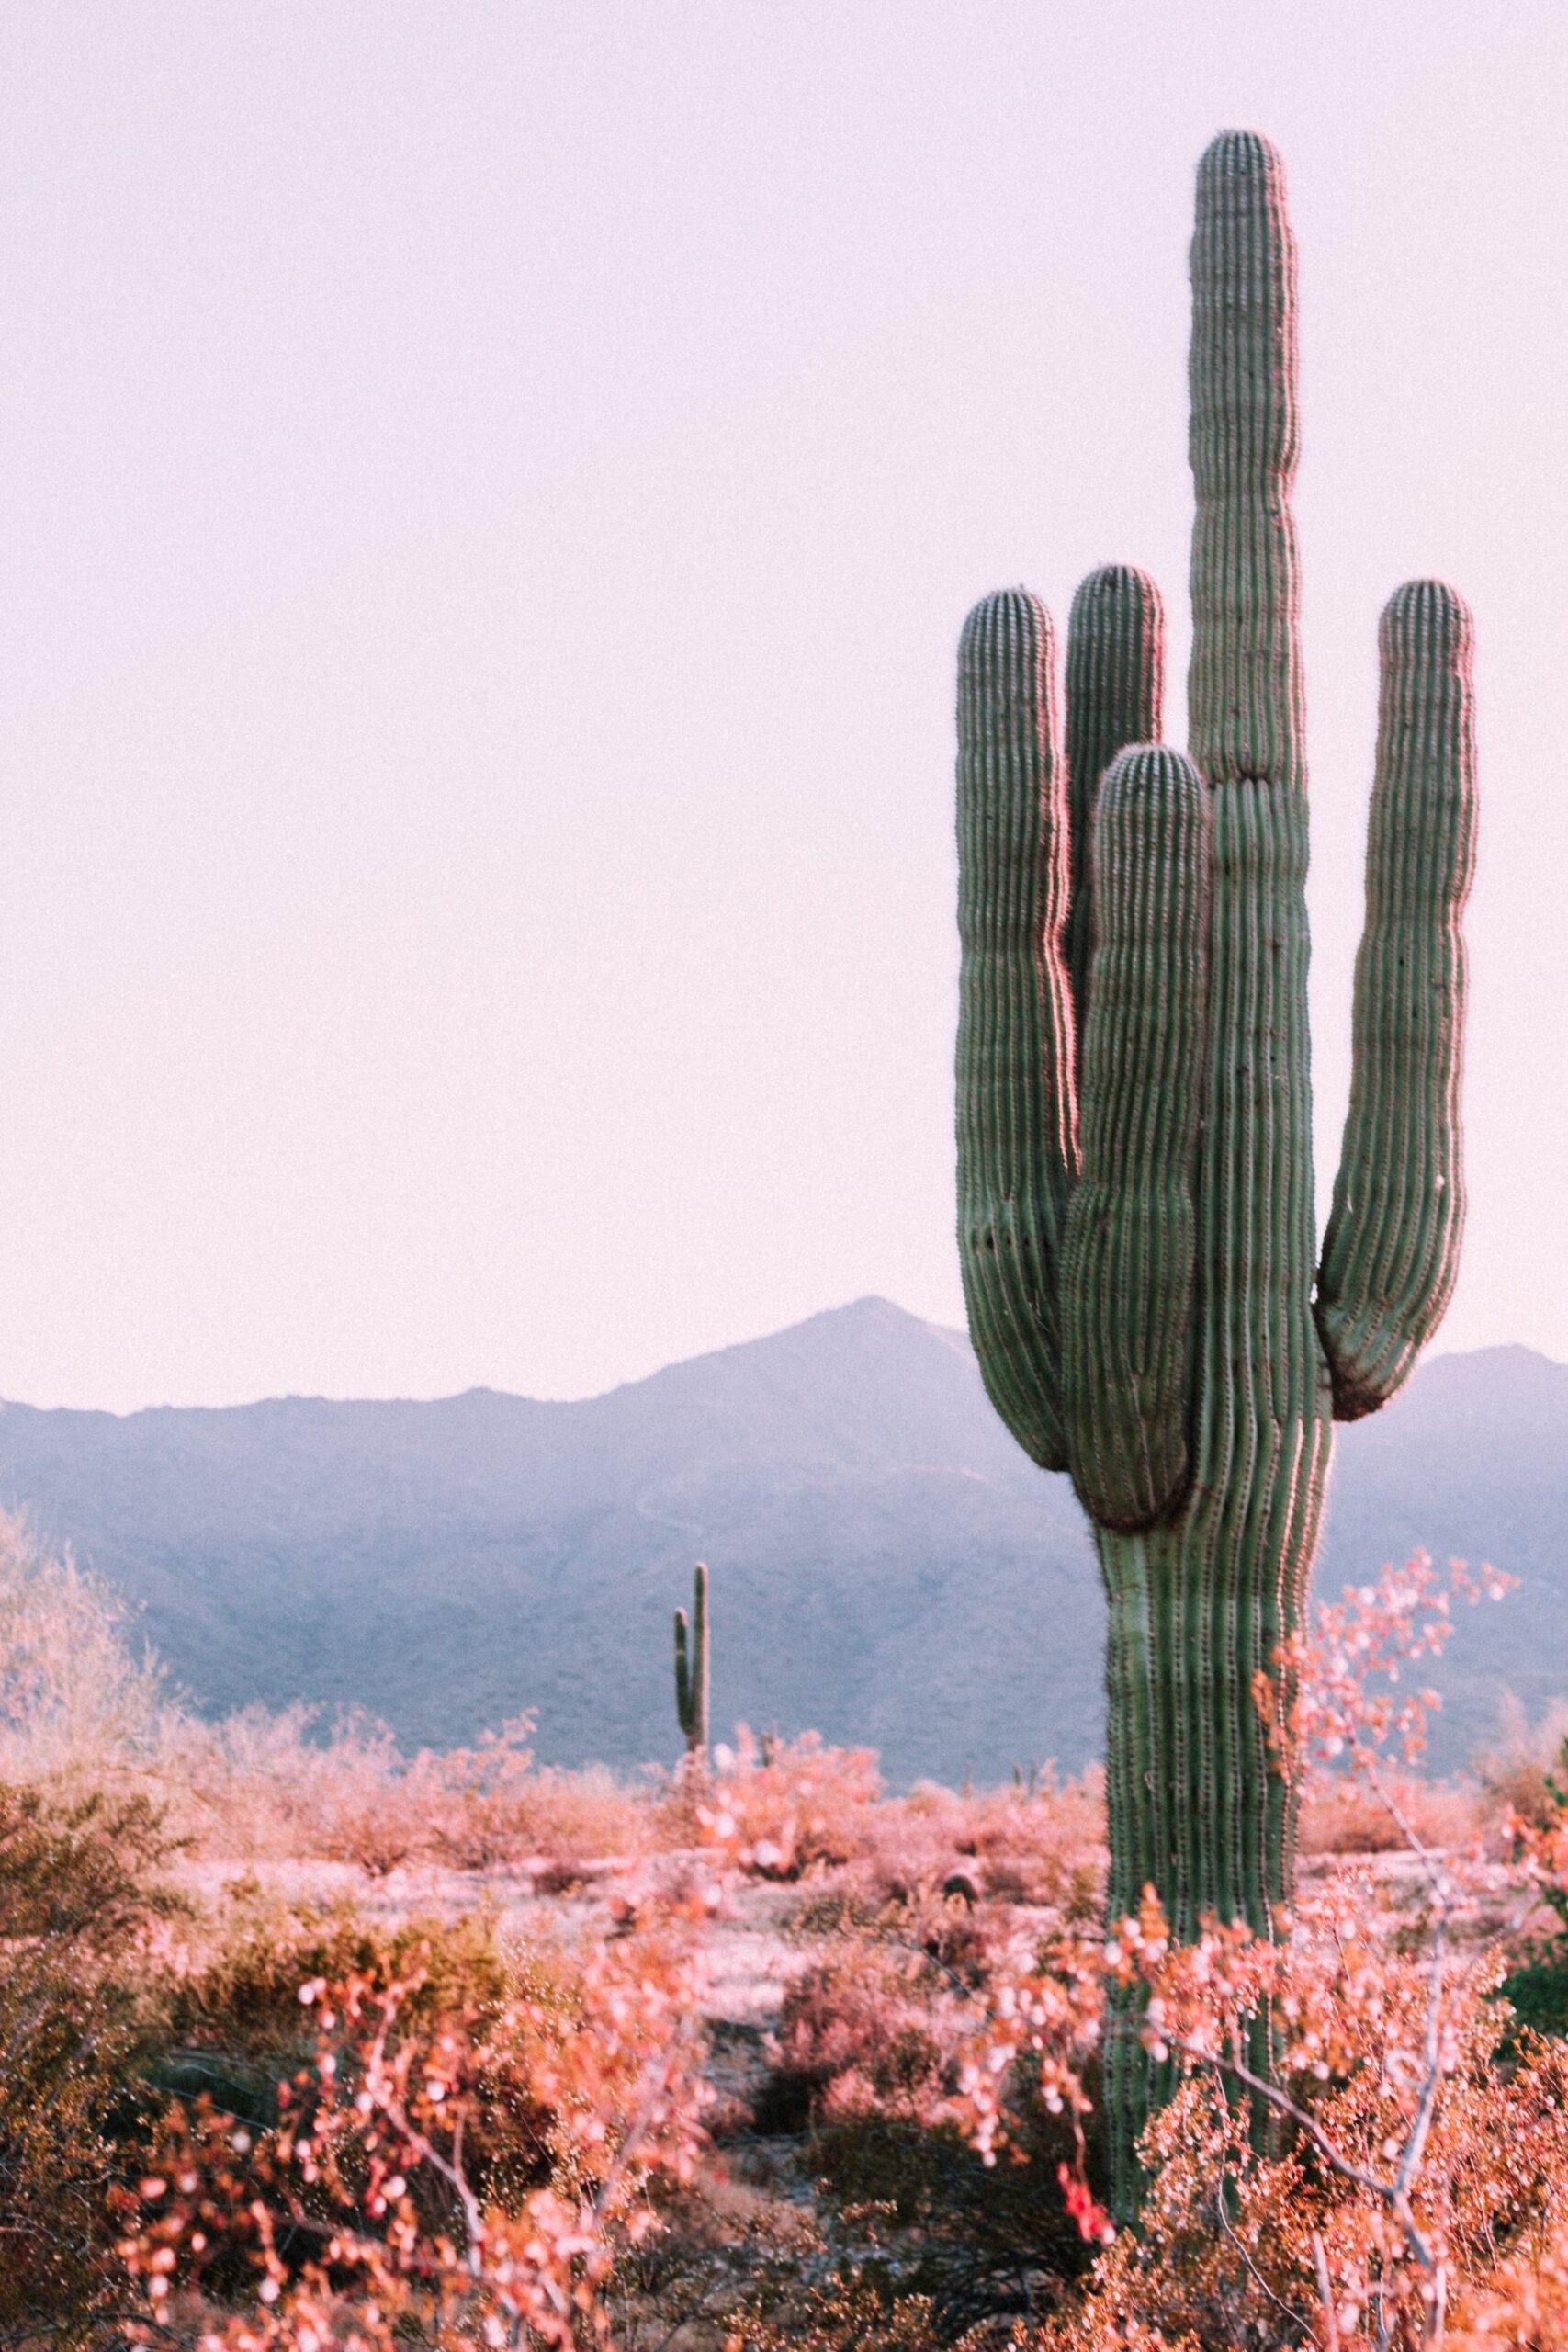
[1311,2230,1341,2352]
[1213,2178,1306,2335]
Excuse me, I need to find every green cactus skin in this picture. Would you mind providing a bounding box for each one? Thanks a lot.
[1065,568,1168,1039]
[1316,583,1478,1419]
[956,570,1167,1474]
[1061,747,1210,1532]
[955,589,1077,1473]
[673,1560,710,1763]
[953,131,1477,2211]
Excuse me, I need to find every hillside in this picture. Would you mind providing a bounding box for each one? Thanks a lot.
[0,1299,1561,1783]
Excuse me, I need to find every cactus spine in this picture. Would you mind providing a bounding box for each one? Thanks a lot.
[673,1561,710,1765]
[954,132,1477,2209]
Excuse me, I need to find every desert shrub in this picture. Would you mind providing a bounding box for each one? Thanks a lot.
[763,1935,967,2130]
[0,1773,180,2341]
[691,1728,884,1877]
[145,1702,333,1860]
[832,1770,1107,1918]
[10,1535,1568,2350]
[306,1715,543,1873]
[809,2091,1100,2337]
[166,1706,387,1868]
[503,1759,655,1867]
[1447,2207,1568,2348]
[1004,2003,1568,2349]
[753,1915,1097,2335]
[1498,1951,1568,2040]
[1299,1769,1481,1856]
[934,1558,1568,2349]
[695,1742,1095,1911]
[159,1912,565,2219]
[735,2279,948,2350]
[0,1775,179,1945]
[1475,1691,1568,1834]
[120,1905,709,2348]
[153,1887,514,2082]
[799,1869,1044,2001]
[0,1508,163,1782]
[0,1952,143,2341]
[1491,1720,1568,2041]
[159,1704,656,1875]
[153,1704,518,1871]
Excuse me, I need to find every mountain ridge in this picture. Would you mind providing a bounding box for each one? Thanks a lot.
[0,1298,1562,1783]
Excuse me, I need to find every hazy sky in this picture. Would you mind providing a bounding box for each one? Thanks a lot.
[0,2,1563,1411]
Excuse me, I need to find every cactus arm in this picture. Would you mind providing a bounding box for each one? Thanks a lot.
[1188,132,1304,794]
[1062,746,1211,1530]
[1315,583,1478,1419]
[1064,566,1168,1039]
[955,588,1078,1469]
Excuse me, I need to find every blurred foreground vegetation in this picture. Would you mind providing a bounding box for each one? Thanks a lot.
[5,1511,1568,2348]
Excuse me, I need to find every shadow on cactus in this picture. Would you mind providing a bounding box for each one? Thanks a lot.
[953,130,1477,2211]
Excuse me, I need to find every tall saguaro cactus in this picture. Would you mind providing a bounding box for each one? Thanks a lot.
[955,132,1477,2205]
[673,1561,710,1766]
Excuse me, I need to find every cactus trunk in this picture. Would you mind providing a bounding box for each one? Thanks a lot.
[1092,760,1333,2195]
[953,130,1476,2216]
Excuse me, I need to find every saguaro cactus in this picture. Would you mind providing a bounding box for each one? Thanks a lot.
[673,1561,710,1766]
[955,132,1476,2204]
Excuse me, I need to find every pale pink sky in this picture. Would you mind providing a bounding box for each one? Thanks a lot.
[0,2,1562,1410]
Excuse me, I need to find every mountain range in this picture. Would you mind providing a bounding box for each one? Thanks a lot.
[0,1298,1562,1784]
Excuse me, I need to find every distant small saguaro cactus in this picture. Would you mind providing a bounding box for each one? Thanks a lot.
[672,1561,710,1766]
[954,130,1478,2209]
